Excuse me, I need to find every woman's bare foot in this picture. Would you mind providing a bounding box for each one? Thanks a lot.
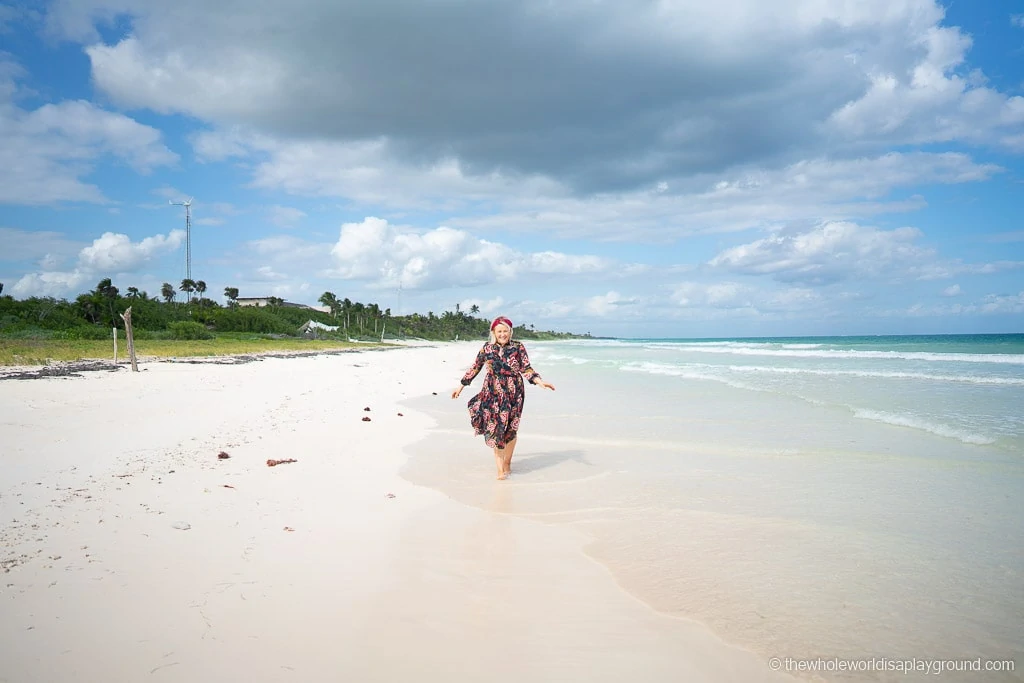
[502,438,517,476]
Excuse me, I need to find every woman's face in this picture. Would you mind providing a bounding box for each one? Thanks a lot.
[493,323,512,345]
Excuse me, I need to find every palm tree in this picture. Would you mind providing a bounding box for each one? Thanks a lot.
[194,280,207,307]
[75,293,99,324]
[367,302,381,334]
[0,283,4,295]
[341,298,352,332]
[161,282,176,303]
[224,287,239,307]
[352,302,365,334]
[319,291,340,318]
[126,287,140,299]
[179,278,196,302]
[469,304,480,315]
[92,278,119,326]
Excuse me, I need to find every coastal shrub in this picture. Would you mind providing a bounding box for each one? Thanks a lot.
[168,321,214,340]
[128,329,164,340]
[209,307,294,334]
[51,326,116,340]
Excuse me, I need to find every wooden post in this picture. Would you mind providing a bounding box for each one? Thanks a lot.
[113,326,118,363]
[120,307,139,372]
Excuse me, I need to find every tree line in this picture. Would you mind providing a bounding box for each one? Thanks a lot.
[0,279,588,342]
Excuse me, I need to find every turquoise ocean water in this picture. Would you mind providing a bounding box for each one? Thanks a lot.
[404,334,1023,682]
[542,333,1024,453]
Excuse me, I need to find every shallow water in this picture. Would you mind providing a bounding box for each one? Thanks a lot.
[403,337,1024,682]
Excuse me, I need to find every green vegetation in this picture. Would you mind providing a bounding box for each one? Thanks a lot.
[0,278,589,366]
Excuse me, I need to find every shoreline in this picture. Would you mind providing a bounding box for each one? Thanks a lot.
[402,341,1024,683]
[0,341,437,380]
[0,342,791,683]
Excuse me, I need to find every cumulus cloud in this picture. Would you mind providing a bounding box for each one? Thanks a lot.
[0,60,179,205]
[1012,15,1024,29]
[234,218,617,292]
[708,221,934,284]
[78,231,185,271]
[942,284,961,297]
[826,25,1024,150]
[189,128,999,239]
[10,270,90,298]
[11,229,185,297]
[671,281,822,313]
[327,217,613,290]
[40,0,1020,199]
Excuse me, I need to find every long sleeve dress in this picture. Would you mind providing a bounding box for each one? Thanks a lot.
[460,340,543,449]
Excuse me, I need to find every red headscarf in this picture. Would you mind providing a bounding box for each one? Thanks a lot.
[490,316,513,331]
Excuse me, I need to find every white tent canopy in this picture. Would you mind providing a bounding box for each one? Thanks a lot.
[299,320,340,334]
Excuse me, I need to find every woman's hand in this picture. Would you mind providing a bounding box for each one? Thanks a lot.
[451,386,464,399]
[535,380,556,391]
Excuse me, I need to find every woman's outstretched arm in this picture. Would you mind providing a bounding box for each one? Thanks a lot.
[519,344,555,391]
[452,347,488,398]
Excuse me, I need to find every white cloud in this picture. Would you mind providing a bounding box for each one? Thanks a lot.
[10,270,90,298]
[253,265,288,282]
[708,221,933,284]
[0,61,178,205]
[78,231,185,271]
[914,260,1024,281]
[979,292,1024,314]
[187,129,999,239]
[941,284,961,297]
[245,235,327,272]
[1012,15,1024,29]
[11,229,185,297]
[0,227,82,262]
[268,205,307,228]
[48,0,1020,200]
[671,281,823,313]
[327,217,613,290]
[583,291,640,317]
[897,291,1024,317]
[826,26,1024,151]
[705,221,1023,290]
[152,185,189,201]
[455,296,506,319]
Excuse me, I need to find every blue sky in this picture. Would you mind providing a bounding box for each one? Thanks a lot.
[0,0,1022,338]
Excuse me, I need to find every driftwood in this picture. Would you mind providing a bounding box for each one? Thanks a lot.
[119,307,139,372]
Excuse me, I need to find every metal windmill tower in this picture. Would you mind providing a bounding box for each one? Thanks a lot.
[169,197,194,294]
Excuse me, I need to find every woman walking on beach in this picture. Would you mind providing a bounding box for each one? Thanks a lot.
[452,317,555,480]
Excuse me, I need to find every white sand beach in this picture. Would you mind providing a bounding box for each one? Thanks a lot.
[0,343,792,683]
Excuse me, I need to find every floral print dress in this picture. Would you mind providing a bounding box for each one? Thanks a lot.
[460,340,543,449]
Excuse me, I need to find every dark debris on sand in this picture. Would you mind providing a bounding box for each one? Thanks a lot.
[155,348,382,365]
[0,344,408,380]
[0,361,122,381]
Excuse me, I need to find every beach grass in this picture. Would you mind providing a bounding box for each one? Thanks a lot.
[0,336,380,366]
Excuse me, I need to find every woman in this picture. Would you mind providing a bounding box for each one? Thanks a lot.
[451,316,555,479]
